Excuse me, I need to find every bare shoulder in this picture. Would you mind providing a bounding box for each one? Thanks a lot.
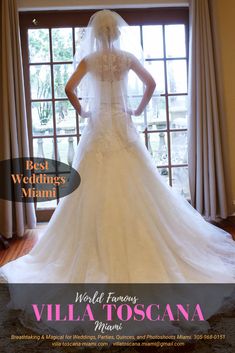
[75,54,95,72]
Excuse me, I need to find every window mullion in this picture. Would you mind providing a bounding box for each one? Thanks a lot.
[49,28,60,206]
[162,24,173,187]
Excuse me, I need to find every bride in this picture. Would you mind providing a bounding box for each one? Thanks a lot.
[0,9,235,284]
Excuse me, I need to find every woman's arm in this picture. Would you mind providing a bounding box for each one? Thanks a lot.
[65,59,88,116]
[130,56,156,116]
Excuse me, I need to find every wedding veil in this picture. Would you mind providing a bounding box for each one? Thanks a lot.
[73,10,143,64]
[72,10,144,121]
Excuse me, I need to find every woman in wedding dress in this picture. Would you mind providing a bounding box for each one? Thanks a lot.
[0,9,235,284]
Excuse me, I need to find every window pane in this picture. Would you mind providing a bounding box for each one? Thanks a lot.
[33,137,55,159]
[57,137,76,166]
[143,25,163,58]
[128,96,145,131]
[30,65,51,99]
[121,26,141,60]
[75,27,86,52]
[53,64,73,98]
[165,25,186,58]
[148,132,168,166]
[55,101,76,135]
[128,26,141,53]
[167,60,187,94]
[52,28,73,62]
[169,96,188,129]
[132,115,145,132]
[37,199,57,210]
[170,131,188,165]
[31,102,53,136]
[28,29,50,63]
[172,167,190,198]
[146,96,166,131]
[145,61,165,94]
[128,70,144,98]
[158,167,169,184]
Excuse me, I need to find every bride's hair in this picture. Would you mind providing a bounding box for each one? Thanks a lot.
[90,10,121,43]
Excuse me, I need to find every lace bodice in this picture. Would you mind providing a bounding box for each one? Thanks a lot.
[83,50,133,107]
[74,50,139,159]
[86,50,132,82]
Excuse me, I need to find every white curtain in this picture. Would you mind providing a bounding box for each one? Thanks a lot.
[188,0,227,220]
[0,0,36,239]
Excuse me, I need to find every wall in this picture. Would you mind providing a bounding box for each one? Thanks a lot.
[212,0,235,215]
[17,0,188,11]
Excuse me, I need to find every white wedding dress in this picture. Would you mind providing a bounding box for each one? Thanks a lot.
[1,51,235,284]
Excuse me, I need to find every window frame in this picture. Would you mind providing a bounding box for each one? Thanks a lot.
[19,8,189,221]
